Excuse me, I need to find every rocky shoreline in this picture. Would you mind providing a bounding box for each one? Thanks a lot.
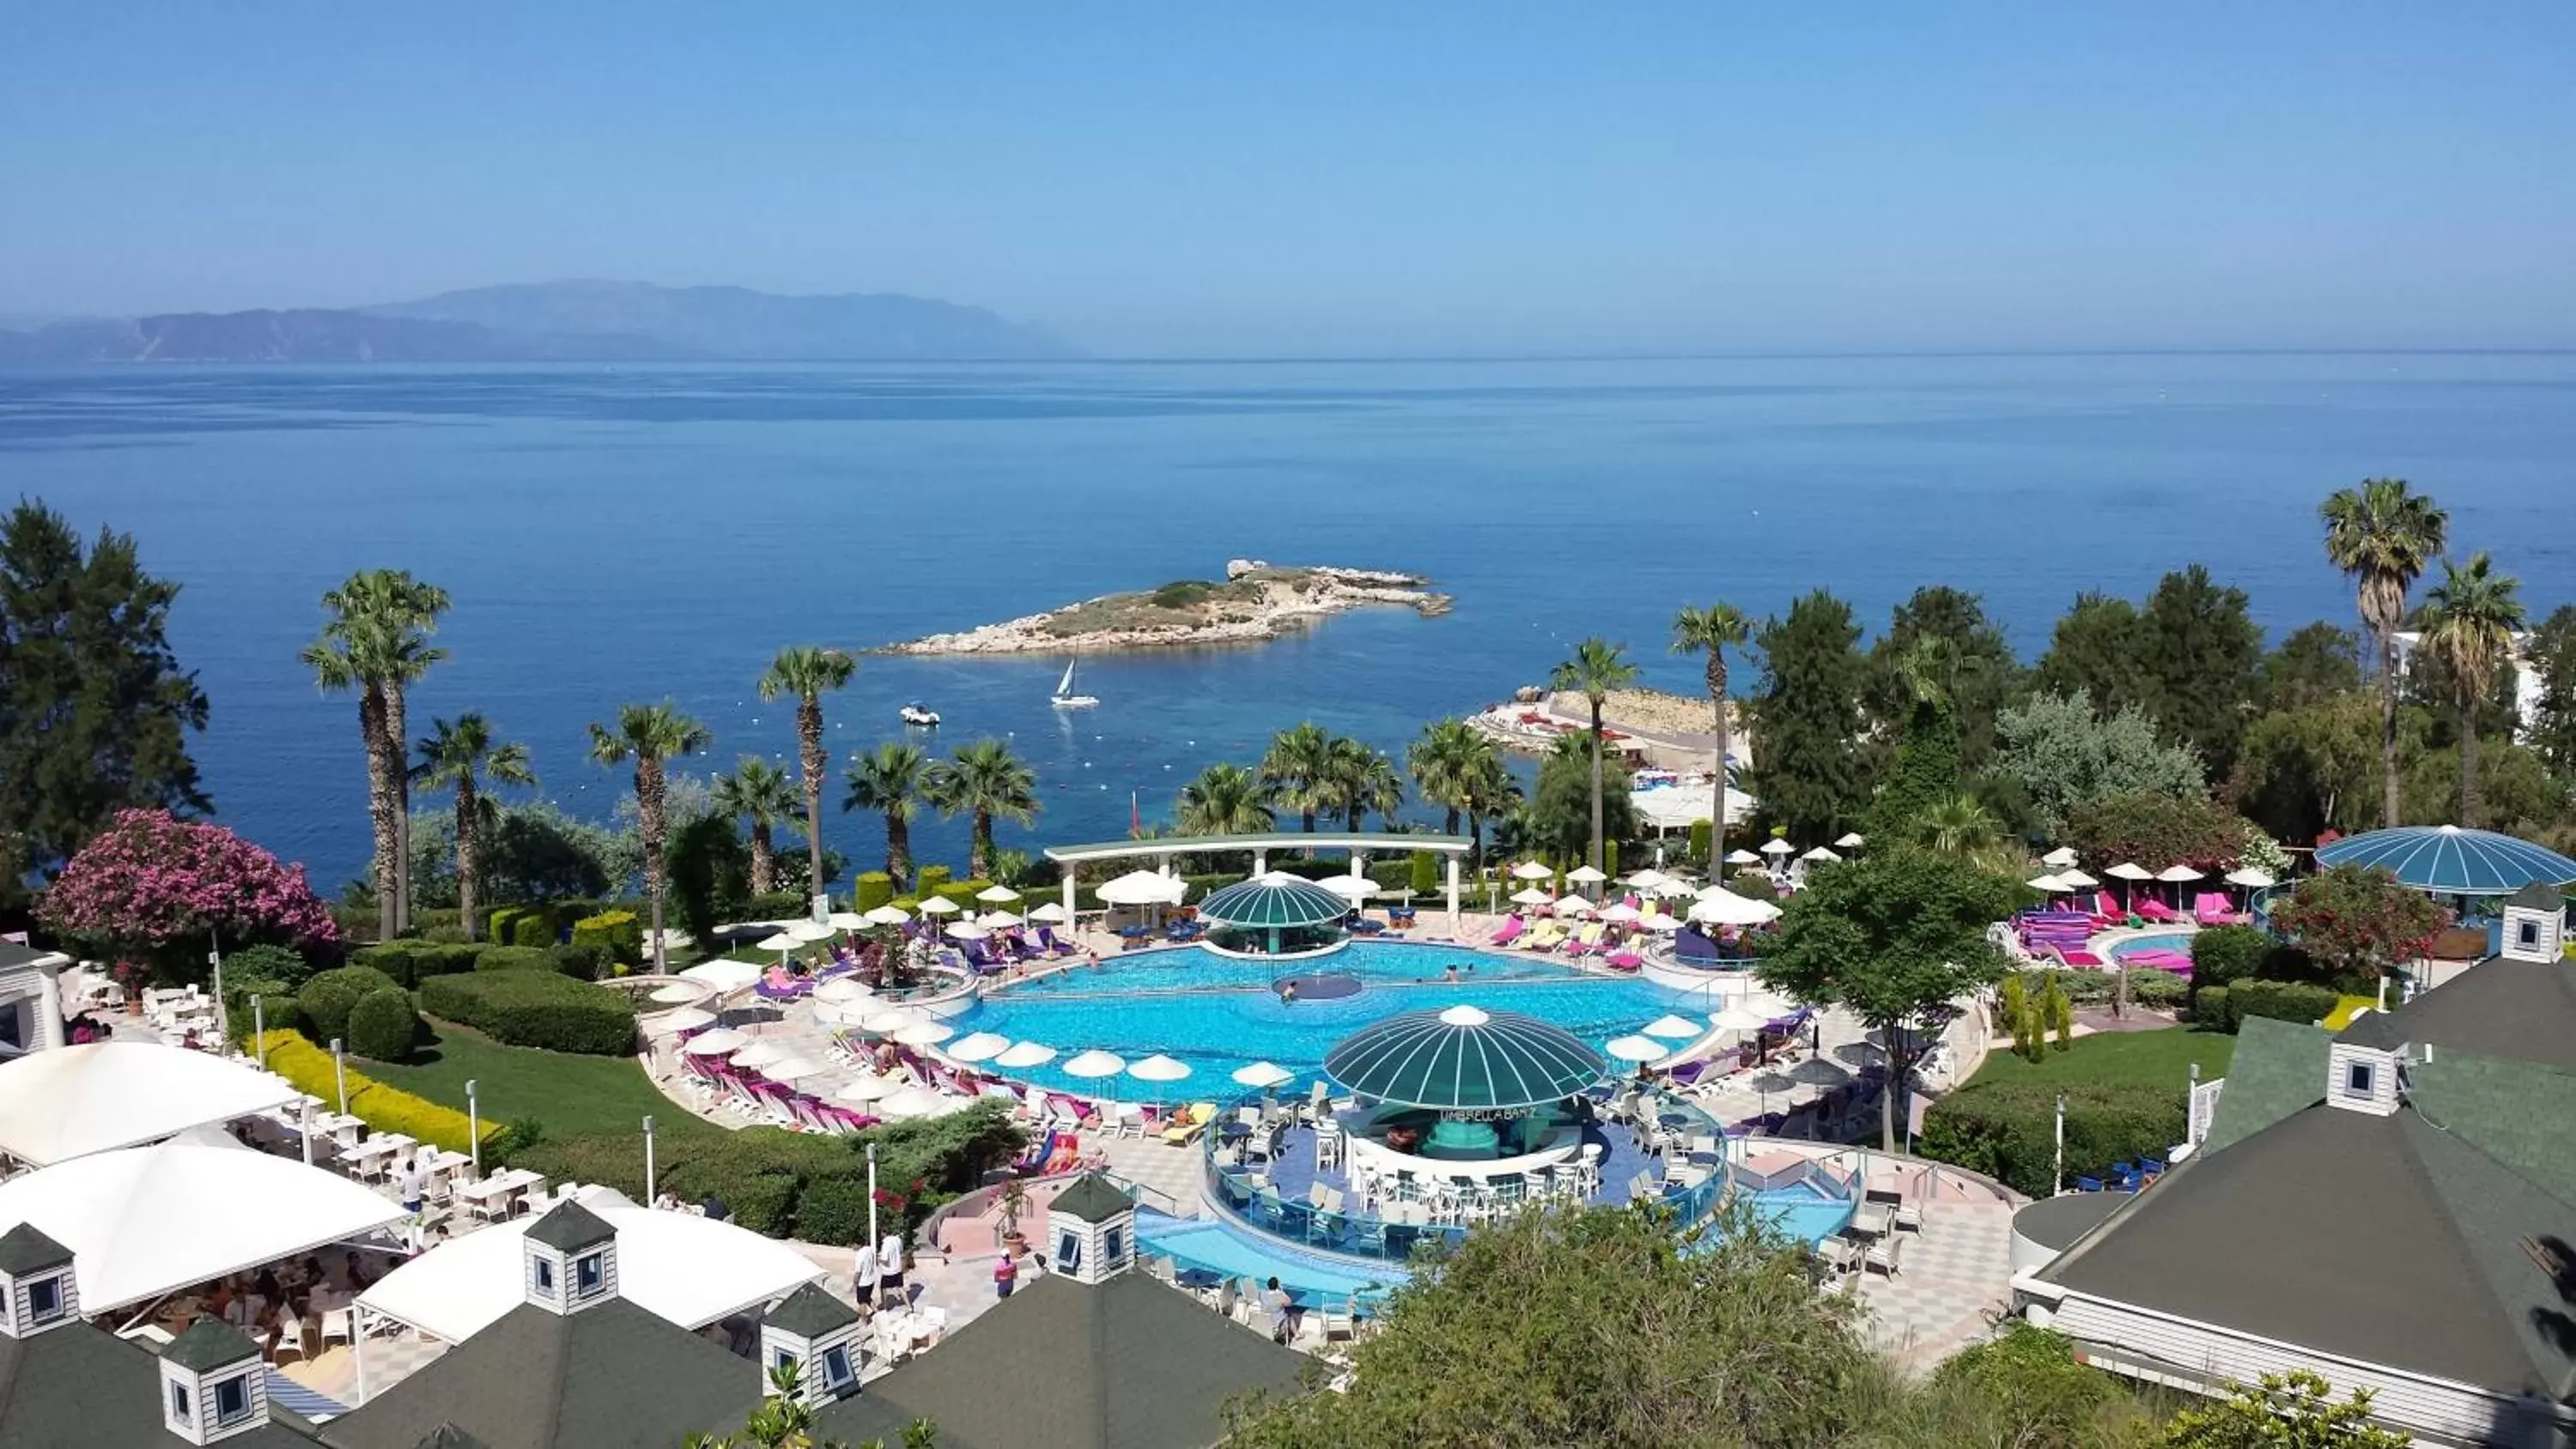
[876,560,1451,656]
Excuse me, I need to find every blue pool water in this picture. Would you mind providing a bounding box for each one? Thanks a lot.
[1135,1211,1402,1306]
[1754,1179,1859,1245]
[2111,932,2194,961]
[962,940,1695,1102]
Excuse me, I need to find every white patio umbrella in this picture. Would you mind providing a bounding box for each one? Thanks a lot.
[2042,846,2081,868]
[2026,873,2068,893]
[975,884,1023,904]
[876,1087,953,1119]
[1554,894,1597,914]
[1742,992,1798,1021]
[1319,875,1376,900]
[653,1007,717,1034]
[892,1021,955,1047]
[647,982,707,1006]
[2156,864,2205,883]
[1027,901,1070,923]
[787,920,835,943]
[1642,1014,1704,1040]
[756,1054,829,1082]
[2057,868,2100,889]
[2224,867,2276,888]
[1725,849,1765,866]
[945,1032,1012,1063]
[1652,879,1698,900]
[1799,846,1842,864]
[1636,910,1682,931]
[1751,1057,1851,1108]
[916,896,962,916]
[862,905,912,927]
[1833,832,1866,850]
[1127,1054,1191,1083]
[1097,870,1185,906]
[836,1075,900,1104]
[755,932,800,956]
[1061,1050,1126,1079]
[2104,862,2154,881]
[827,911,867,931]
[1623,869,1669,889]
[1564,864,1607,886]
[1601,901,1642,924]
[1759,840,1794,858]
[857,1007,925,1034]
[993,1041,1059,1070]
[1231,1061,1294,1088]
[1605,1035,1668,1064]
[1510,861,1556,882]
[727,1041,790,1069]
[1509,887,1554,907]
[976,912,1023,930]
[945,921,991,941]
[1710,1002,1771,1033]
[683,1028,751,1057]
[812,977,873,1003]
[1689,889,1782,926]
[682,958,764,994]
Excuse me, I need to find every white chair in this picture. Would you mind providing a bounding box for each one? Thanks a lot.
[1863,1234,1905,1278]
[320,1307,355,1349]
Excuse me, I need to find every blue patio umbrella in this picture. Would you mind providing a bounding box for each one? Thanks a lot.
[1197,871,1354,929]
[2315,825,2576,898]
[1324,1005,1607,1155]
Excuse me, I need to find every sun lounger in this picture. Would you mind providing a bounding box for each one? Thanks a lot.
[1565,922,1607,957]
[1488,914,1527,946]
[1524,920,1569,952]
[2136,899,2182,924]
[1604,949,1642,972]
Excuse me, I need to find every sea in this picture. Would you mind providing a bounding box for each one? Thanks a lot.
[3,354,2571,894]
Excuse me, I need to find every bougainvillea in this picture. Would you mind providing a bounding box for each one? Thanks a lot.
[37,809,339,967]
[2269,863,2449,985]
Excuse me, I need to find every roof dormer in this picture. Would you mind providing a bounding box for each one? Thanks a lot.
[158,1319,270,1444]
[2500,882,2566,965]
[521,1201,619,1317]
[758,1282,863,1406]
[1044,1173,1138,1286]
[2326,1040,2403,1118]
[0,1223,78,1339]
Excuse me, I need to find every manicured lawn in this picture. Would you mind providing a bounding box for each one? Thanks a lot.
[358,1019,725,1146]
[1962,1026,2233,1092]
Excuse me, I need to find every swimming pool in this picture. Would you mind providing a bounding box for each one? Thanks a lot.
[960,940,1701,1102]
[2111,932,2194,961]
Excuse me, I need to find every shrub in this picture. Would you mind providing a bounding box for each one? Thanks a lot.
[474,945,555,973]
[2127,970,2189,1009]
[488,905,556,949]
[933,879,989,911]
[349,943,417,987]
[853,872,895,912]
[346,986,419,1064]
[298,965,401,1046]
[790,1173,876,1245]
[225,943,315,993]
[250,1030,500,1158]
[1919,1080,2184,1198]
[2191,985,2234,1033]
[570,910,643,963]
[411,943,483,984]
[1408,852,1438,896]
[421,925,471,944]
[222,978,295,1046]
[420,970,637,1055]
[741,890,807,919]
[915,865,953,897]
[548,943,607,980]
[1686,818,1713,864]
[1729,873,1778,902]
[2231,979,2337,1028]
[2188,925,2271,987]
[407,908,462,937]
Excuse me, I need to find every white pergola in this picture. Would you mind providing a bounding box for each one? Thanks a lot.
[0,1041,302,1167]
[1042,832,1475,933]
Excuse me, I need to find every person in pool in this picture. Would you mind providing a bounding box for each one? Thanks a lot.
[1443,963,1461,982]
[1279,979,1299,1003]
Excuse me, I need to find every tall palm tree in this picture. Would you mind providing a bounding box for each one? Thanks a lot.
[1460,749,1524,869]
[1176,763,1276,835]
[2322,479,2448,828]
[757,646,856,910]
[1328,737,1403,835]
[714,756,799,895]
[1671,602,1750,863]
[303,570,450,938]
[1259,722,1340,834]
[1912,792,2001,858]
[1550,637,1639,873]
[1406,718,1482,835]
[587,702,712,971]
[925,738,1040,881]
[2418,551,2527,829]
[843,741,931,888]
[410,714,535,942]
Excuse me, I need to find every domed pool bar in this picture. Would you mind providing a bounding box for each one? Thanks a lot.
[1193,871,1357,961]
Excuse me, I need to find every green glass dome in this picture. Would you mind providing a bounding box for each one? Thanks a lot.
[1323,1005,1608,1112]
[1197,872,1353,930]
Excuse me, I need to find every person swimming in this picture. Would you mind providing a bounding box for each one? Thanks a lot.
[1279,979,1299,1003]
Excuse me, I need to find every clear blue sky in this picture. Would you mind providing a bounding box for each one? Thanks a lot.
[5,4,2572,355]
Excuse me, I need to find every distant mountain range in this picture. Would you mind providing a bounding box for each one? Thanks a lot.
[0,281,1077,363]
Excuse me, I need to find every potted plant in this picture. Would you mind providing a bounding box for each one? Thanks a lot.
[997,1178,1029,1258]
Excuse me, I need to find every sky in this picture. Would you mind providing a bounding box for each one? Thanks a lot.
[3,4,2573,356]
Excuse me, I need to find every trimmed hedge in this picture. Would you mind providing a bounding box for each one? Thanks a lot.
[474,945,556,973]
[549,943,607,981]
[349,942,479,990]
[915,865,953,897]
[1919,1080,2183,1198]
[2194,978,2336,1034]
[222,978,296,1046]
[420,970,638,1055]
[1686,818,1713,864]
[347,986,419,1063]
[252,1029,501,1158]
[488,905,557,949]
[570,910,643,964]
[298,966,402,1046]
[854,872,895,912]
[225,943,315,993]
[2187,925,2270,987]
[741,890,809,920]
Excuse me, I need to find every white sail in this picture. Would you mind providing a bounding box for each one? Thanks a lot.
[1056,659,1078,696]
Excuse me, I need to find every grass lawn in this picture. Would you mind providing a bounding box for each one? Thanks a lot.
[1961,1025,2234,1092]
[357,1019,727,1146]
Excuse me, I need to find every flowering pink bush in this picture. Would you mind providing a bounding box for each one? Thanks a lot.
[38,809,340,956]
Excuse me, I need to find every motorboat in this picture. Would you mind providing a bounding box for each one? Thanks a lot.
[899,702,940,727]
[1049,658,1098,709]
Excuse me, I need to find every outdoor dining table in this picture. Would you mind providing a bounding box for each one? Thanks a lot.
[342,1136,408,1182]
[311,1112,367,1149]
[456,1168,544,1222]
[1847,1202,1895,1239]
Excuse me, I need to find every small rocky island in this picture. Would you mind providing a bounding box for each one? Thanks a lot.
[880,560,1451,655]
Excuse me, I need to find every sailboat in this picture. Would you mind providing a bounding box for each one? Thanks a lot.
[1050,657,1099,709]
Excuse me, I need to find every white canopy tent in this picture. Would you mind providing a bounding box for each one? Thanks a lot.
[1096,870,1188,906]
[0,1042,300,1167]
[1687,889,1783,926]
[358,1186,820,1343]
[0,1137,405,1311]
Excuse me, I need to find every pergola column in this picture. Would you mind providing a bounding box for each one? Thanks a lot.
[1061,870,1078,940]
[33,965,64,1050]
[1253,848,1268,875]
[1445,856,1461,936]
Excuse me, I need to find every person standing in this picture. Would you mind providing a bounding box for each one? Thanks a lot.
[850,1239,878,1316]
[878,1228,906,1308]
[397,1156,430,1220]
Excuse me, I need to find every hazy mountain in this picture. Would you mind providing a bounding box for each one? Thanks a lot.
[369,280,1077,360]
[0,281,1076,363]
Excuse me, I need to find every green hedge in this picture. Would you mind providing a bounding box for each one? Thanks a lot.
[2195,978,2336,1034]
[1686,819,1713,864]
[420,971,638,1055]
[1919,1081,2183,1198]
[915,865,952,897]
[349,942,480,990]
[474,945,556,973]
[297,966,402,1046]
[222,978,297,1047]
[549,943,607,981]
[570,911,643,964]
[854,872,895,912]
[224,943,315,993]
[2022,967,2186,1009]
[488,905,558,949]
[347,986,419,1064]
[740,890,810,920]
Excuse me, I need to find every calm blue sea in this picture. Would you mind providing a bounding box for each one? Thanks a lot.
[3,355,2571,892]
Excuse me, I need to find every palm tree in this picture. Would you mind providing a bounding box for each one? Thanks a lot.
[587,702,712,971]
[1406,718,1483,835]
[1913,792,2001,858]
[410,714,535,942]
[1460,749,1524,869]
[925,738,1039,881]
[714,757,799,896]
[1550,637,1640,873]
[1327,737,1403,835]
[2322,479,2448,828]
[843,741,931,888]
[1259,722,1340,834]
[757,646,856,910]
[1176,762,1276,836]
[303,570,450,938]
[2418,551,2527,829]
[1671,602,1750,862]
